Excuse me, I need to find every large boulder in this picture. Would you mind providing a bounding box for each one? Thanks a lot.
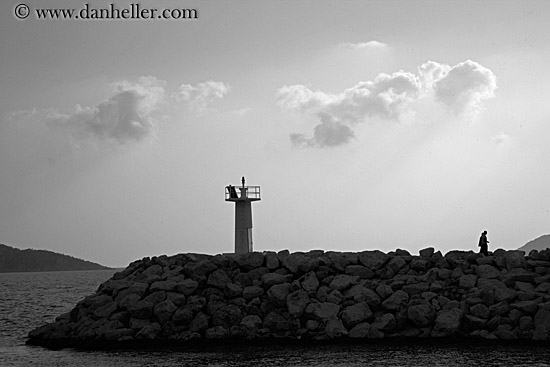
[358,250,388,271]
[382,290,409,311]
[300,271,320,292]
[305,302,340,321]
[371,313,396,332]
[153,299,177,325]
[207,269,231,289]
[434,309,463,334]
[407,303,434,327]
[476,265,500,279]
[329,274,359,291]
[287,290,310,317]
[235,252,265,270]
[341,302,372,328]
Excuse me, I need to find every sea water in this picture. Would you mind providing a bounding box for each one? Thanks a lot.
[1,270,550,367]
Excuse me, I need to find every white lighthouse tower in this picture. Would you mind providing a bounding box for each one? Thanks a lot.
[225,177,261,254]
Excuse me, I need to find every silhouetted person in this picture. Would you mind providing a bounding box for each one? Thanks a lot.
[478,230,489,256]
[228,185,239,199]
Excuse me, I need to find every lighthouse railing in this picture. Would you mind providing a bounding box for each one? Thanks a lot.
[225,185,261,200]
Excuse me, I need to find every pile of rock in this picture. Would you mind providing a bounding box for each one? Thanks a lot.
[27,248,550,348]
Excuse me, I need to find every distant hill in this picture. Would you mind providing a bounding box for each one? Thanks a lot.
[518,234,550,253]
[0,244,111,273]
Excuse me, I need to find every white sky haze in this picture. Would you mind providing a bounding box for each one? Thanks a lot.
[1,1,549,267]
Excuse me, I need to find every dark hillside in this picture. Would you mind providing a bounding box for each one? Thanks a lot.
[0,243,111,272]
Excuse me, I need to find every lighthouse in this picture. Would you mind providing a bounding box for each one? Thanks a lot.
[225,177,261,254]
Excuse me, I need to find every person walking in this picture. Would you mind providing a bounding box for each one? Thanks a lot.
[478,230,489,256]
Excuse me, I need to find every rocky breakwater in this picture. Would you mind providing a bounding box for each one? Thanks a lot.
[27,248,550,349]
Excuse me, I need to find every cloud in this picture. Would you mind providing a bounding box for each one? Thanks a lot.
[7,76,232,148]
[277,70,422,124]
[339,41,388,50]
[433,60,497,115]
[290,113,355,148]
[277,59,497,148]
[173,81,230,113]
[47,76,166,144]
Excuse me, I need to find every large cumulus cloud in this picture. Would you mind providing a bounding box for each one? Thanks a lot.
[13,77,230,146]
[277,59,497,148]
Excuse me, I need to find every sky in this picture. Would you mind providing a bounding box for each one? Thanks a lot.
[1,0,549,268]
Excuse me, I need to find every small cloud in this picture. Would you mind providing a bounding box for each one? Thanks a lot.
[173,81,230,113]
[290,113,355,148]
[491,132,510,145]
[340,41,388,50]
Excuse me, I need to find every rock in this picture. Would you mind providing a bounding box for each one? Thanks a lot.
[135,322,161,340]
[372,313,396,332]
[176,279,199,296]
[463,315,486,331]
[263,312,298,332]
[267,283,291,304]
[235,252,265,270]
[489,301,510,316]
[476,265,500,279]
[212,304,242,329]
[515,281,535,293]
[503,268,537,284]
[167,292,186,306]
[494,325,517,340]
[341,302,372,328]
[205,326,229,339]
[207,269,231,289]
[329,274,359,291]
[282,253,308,274]
[172,307,194,325]
[144,291,166,305]
[265,252,280,270]
[240,315,263,329]
[243,286,264,300]
[407,303,434,327]
[375,284,393,299]
[382,290,409,311]
[325,319,348,338]
[184,260,217,277]
[153,299,177,325]
[262,272,289,287]
[511,300,538,315]
[127,300,154,319]
[150,280,178,293]
[345,265,374,279]
[305,302,340,320]
[434,309,463,334]
[348,322,370,338]
[387,257,407,273]
[359,250,388,271]
[189,312,209,333]
[402,283,430,296]
[419,247,435,258]
[300,271,320,292]
[93,301,117,319]
[287,290,310,317]
[224,283,243,298]
[505,251,525,270]
[104,328,135,341]
[470,303,490,318]
[459,275,478,289]
[410,259,430,272]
